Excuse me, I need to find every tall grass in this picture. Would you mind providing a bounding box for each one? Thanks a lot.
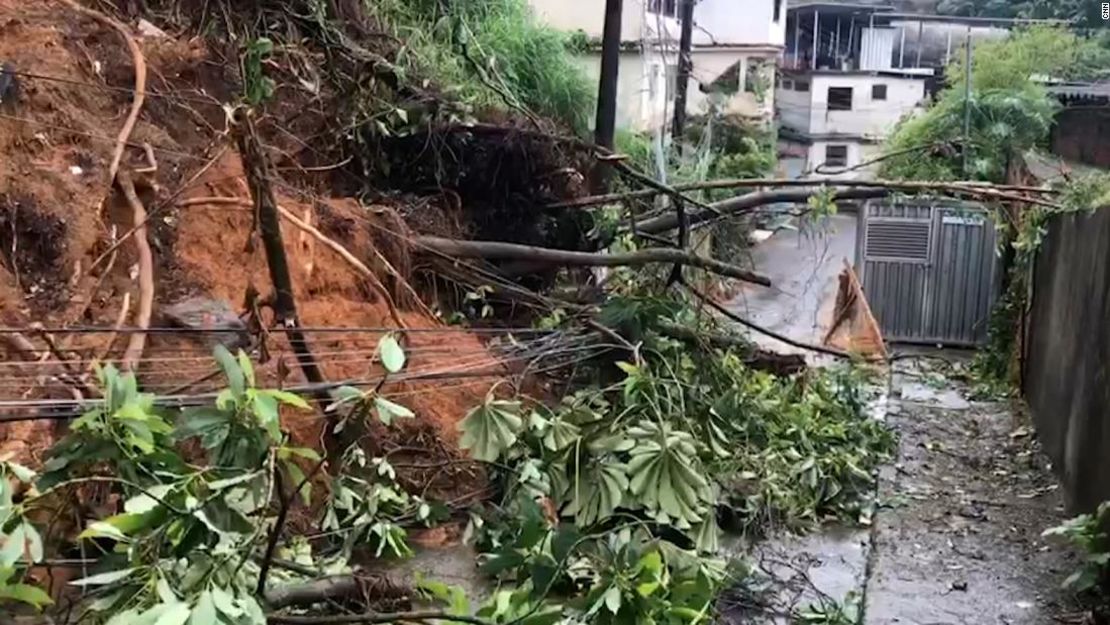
[368,0,595,133]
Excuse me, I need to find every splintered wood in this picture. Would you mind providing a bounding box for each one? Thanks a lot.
[823,260,887,361]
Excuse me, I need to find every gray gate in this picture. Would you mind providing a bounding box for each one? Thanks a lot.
[856,200,1000,346]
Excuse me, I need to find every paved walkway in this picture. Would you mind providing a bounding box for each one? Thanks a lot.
[719,356,1081,624]
[864,357,1079,624]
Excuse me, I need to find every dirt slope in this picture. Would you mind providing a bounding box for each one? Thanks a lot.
[0,0,501,471]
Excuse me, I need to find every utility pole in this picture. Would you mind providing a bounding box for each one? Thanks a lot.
[667,0,696,286]
[593,0,623,193]
[595,0,623,151]
[671,0,696,140]
[962,26,972,178]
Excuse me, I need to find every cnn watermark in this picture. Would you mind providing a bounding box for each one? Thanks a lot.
[1104,2,1110,20]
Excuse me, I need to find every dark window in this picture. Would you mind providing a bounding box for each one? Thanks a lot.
[871,84,888,100]
[773,0,783,22]
[825,145,849,168]
[828,86,853,110]
[648,0,679,18]
[795,79,810,92]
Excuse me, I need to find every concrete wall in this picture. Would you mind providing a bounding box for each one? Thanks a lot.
[775,73,924,138]
[573,50,669,132]
[687,49,777,119]
[694,0,786,47]
[529,0,655,42]
[1050,108,1110,168]
[1024,207,1110,513]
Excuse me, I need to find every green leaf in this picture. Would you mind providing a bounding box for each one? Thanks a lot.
[0,583,54,609]
[603,585,622,614]
[124,485,171,515]
[264,389,310,410]
[374,396,415,425]
[210,587,243,619]
[237,350,256,388]
[213,345,245,396]
[252,393,282,441]
[458,399,523,462]
[153,602,192,625]
[190,590,217,625]
[284,461,312,507]
[79,521,130,543]
[208,471,261,491]
[70,568,138,587]
[379,334,406,373]
[327,385,365,413]
[0,523,26,566]
[5,462,35,484]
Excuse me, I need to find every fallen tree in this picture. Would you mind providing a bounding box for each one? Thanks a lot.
[632,187,889,235]
[412,236,772,286]
[548,177,1059,210]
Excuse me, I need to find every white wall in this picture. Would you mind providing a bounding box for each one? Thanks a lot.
[776,73,925,139]
[686,49,777,119]
[529,0,784,47]
[693,0,785,47]
[804,141,878,179]
[528,0,670,43]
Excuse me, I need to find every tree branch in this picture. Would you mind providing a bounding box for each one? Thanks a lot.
[116,170,154,373]
[412,236,771,286]
[547,178,1058,210]
[633,188,889,235]
[680,279,850,358]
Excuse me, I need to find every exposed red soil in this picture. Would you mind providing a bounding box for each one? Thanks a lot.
[0,0,503,484]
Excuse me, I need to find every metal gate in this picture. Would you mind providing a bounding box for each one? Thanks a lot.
[856,200,1000,346]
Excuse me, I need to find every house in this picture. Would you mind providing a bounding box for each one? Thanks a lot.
[776,2,931,179]
[528,0,787,132]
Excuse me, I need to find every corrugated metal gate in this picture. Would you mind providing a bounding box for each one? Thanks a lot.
[856,201,1000,346]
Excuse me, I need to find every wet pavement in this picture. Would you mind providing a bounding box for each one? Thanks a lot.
[864,357,1079,624]
[719,355,1081,624]
[728,213,857,354]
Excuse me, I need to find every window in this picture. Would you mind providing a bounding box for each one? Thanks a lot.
[773,0,783,22]
[648,0,679,18]
[782,78,794,90]
[828,86,853,110]
[795,79,810,92]
[664,64,679,102]
[824,144,849,168]
[871,84,888,100]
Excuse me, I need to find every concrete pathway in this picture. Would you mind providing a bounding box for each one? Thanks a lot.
[864,357,1079,625]
[718,356,1082,624]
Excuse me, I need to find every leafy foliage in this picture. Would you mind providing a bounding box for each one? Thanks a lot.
[2,337,424,623]
[367,0,595,132]
[1044,501,1110,593]
[881,26,1103,183]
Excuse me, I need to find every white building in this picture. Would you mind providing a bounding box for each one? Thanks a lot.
[776,2,931,179]
[529,0,787,132]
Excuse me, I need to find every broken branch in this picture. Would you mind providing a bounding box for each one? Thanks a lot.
[681,279,850,358]
[412,236,772,286]
[233,110,329,402]
[116,170,154,373]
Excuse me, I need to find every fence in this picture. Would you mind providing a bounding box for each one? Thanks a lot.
[1023,206,1110,513]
